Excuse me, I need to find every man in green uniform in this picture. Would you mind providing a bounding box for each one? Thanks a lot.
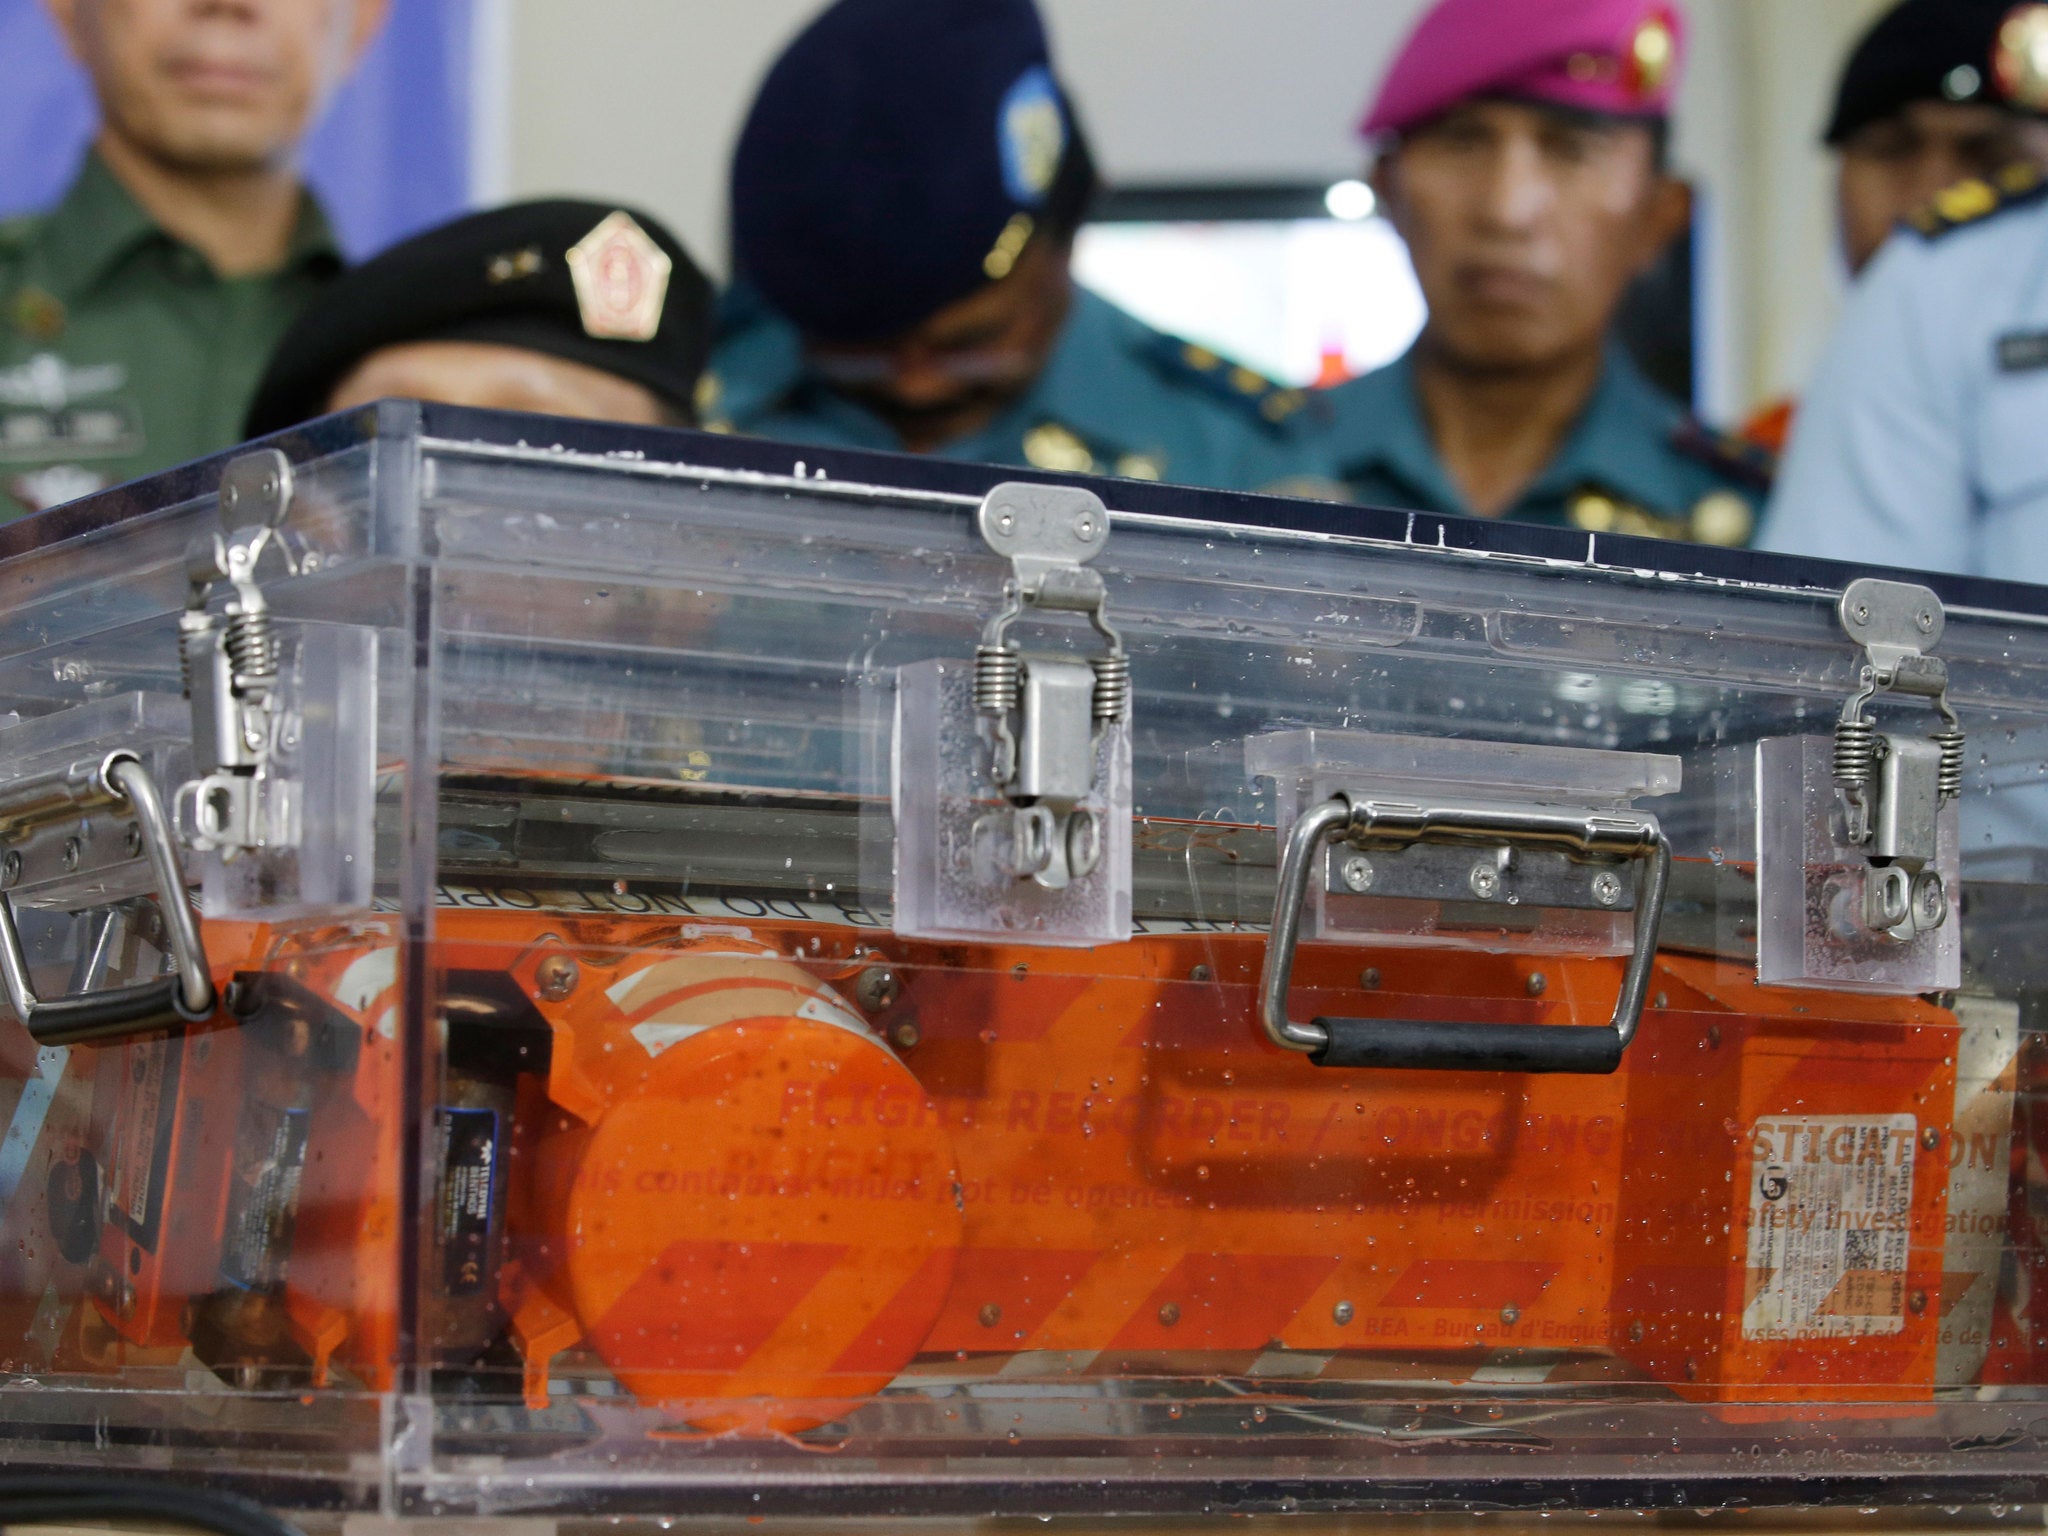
[1316,0,1767,542]
[708,0,1320,493]
[0,0,387,518]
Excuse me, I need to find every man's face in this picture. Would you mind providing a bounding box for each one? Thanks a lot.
[803,234,1074,451]
[1836,100,2048,274]
[1377,99,1687,375]
[326,341,677,426]
[45,0,385,174]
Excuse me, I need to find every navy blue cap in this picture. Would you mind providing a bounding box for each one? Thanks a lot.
[731,0,1096,344]
[1826,0,2040,146]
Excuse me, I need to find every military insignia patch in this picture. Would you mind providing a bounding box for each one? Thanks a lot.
[566,211,672,342]
[1907,158,2048,238]
[1625,8,1677,99]
[998,65,1066,207]
[1996,3,2048,113]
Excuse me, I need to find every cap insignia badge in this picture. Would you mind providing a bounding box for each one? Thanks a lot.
[1995,3,2048,113]
[998,65,1067,207]
[1625,10,1676,98]
[566,211,672,342]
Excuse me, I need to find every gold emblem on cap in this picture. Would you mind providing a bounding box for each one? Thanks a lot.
[1023,422,1096,474]
[1997,4,2048,112]
[1629,10,1675,96]
[565,211,671,342]
[486,246,543,285]
[984,213,1036,282]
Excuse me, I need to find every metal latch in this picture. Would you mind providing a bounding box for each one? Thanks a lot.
[1259,796,1670,1074]
[1833,578,1963,943]
[176,448,299,860]
[971,483,1129,890]
[0,752,213,1043]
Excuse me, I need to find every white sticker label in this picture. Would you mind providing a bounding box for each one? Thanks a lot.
[1744,1114,1915,1340]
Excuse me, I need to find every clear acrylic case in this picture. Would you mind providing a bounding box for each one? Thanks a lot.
[1,401,2048,1517]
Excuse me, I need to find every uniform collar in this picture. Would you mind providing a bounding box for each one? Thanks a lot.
[34,149,341,300]
[1336,340,1687,518]
[949,286,1135,460]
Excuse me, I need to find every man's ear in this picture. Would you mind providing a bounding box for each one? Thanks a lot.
[1636,174,1693,274]
[1369,152,1405,236]
[41,0,85,63]
[348,0,392,63]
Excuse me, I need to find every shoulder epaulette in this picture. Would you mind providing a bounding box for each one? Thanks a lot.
[1146,334,1320,430]
[1669,418,1775,493]
[1905,160,2048,240]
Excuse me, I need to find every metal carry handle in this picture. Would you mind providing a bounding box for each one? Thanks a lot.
[0,753,213,1045]
[1258,796,1670,1074]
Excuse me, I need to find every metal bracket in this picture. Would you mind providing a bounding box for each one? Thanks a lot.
[175,450,301,860]
[1260,795,1670,1073]
[0,753,213,1043]
[971,483,1128,890]
[1832,578,1962,941]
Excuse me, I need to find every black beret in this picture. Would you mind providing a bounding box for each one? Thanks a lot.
[730,0,1096,345]
[1826,0,2045,146]
[245,199,715,436]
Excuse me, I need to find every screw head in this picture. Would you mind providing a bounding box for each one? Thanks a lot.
[892,1021,921,1050]
[1189,963,1213,983]
[1526,972,1547,997]
[1921,1125,1941,1152]
[1340,853,1374,893]
[1,850,20,887]
[1591,870,1624,907]
[1360,968,1381,990]
[61,838,80,872]
[1916,608,1936,633]
[978,1302,1002,1328]
[1853,602,1871,623]
[995,508,1015,533]
[1468,862,1501,900]
[1157,1301,1181,1327]
[123,823,143,858]
[1499,1305,1520,1327]
[1075,512,1097,539]
[854,965,900,1012]
[534,954,579,1002]
[1332,1300,1355,1326]
[1627,1319,1645,1344]
[1909,1289,1929,1315]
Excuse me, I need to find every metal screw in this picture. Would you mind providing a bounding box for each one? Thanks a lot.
[1683,1359,1699,1382]
[1909,1290,1928,1315]
[1853,602,1871,623]
[1075,513,1097,539]
[1526,972,1547,997]
[1591,871,1624,907]
[854,965,900,1012]
[978,1303,1002,1328]
[893,1021,921,1050]
[1332,1300,1354,1326]
[1157,1302,1181,1327]
[61,838,80,872]
[1499,1305,1520,1327]
[1707,1025,1721,1050]
[1360,968,1381,990]
[1468,862,1501,900]
[1189,963,1213,983]
[1340,854,1374,893]
[124,823,143,858]
[534,954,579,1002]
[1921,1125,1941,1152]
[1916,609,1936,634]
[1627,1319,1645,1344]
[2,851,20,888]
[1653,992,1667,1009]
[995,507,1015,533]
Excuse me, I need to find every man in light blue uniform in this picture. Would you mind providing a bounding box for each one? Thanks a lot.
[704,0,1320,493]
[1314,0,1767,542]
[1759,7,2048,581]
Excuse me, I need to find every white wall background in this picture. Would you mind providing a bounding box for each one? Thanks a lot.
[486,0,1896,421]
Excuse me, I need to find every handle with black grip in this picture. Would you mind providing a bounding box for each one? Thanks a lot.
[1259,795,1670,1074]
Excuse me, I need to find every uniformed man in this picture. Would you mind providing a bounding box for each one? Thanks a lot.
[244,201,715,434]
[707,0,1320,492]
[0,0,385,519]
[1743,0,2048,455]
[1758,7,2048,581]
[1314,0,1766,544]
